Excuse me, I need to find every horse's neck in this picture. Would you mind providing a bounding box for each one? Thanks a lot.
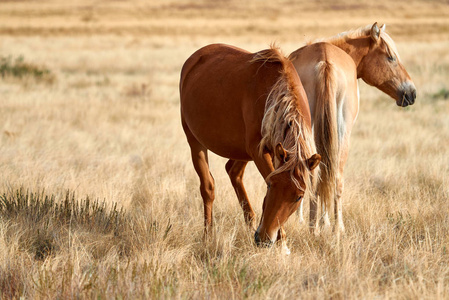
[328,37,371,76]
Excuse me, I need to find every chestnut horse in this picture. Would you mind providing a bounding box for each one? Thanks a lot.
[288,23,417,233]
[180,44,321,247]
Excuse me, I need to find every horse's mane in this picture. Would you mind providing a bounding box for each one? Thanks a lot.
[251,45,317,192]
[313,24,373,45]
[314,24,401,61]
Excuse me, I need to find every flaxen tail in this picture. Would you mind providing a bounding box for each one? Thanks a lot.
[314,61,339,215]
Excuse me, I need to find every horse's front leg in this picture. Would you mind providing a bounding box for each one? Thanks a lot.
[278,226,291,255]
[225,159,256,229]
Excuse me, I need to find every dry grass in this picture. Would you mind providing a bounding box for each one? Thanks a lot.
[0,0,449,298]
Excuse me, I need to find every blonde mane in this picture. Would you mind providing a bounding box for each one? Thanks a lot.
[315,24,401,61]
[251,46,317,192]
[314,24,373,45]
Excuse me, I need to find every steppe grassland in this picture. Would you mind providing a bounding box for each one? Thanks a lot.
[0,0,449,298]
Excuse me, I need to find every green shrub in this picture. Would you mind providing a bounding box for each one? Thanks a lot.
[0,55,55,84]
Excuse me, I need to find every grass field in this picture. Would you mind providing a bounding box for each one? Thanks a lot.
[1,0,449,298]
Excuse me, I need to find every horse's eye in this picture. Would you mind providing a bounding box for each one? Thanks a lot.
[296,196,303,202]
[387,55,396,62]
[267,183,271,190]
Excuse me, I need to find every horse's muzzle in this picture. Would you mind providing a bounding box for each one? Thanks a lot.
[397,85,416,107]
[254,231,274,248]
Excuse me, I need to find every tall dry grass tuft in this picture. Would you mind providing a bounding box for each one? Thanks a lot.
[0,189,130,259]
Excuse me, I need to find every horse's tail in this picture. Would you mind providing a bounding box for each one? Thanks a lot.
[314,60,339,215]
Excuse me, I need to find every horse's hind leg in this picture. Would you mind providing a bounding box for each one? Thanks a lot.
[309,195,319,235]
[313,183,331,234]
[183,123,215,231]
[334,173,345,234]
[191,145,215,231]
[334,143,350,234]
[225,160,256,229]
[320,195,331,231]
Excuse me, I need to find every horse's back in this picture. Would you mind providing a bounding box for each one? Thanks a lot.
[290,42,356,74]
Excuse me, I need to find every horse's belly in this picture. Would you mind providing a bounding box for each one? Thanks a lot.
[182,105,253,161]
[205,142,252,161]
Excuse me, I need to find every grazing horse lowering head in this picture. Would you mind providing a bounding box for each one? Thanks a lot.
[358,23,416,107]
[180,44,320,250]
[253,67,321,246]
[255,143,320,246]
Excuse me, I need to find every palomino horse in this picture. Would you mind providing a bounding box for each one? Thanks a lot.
[180,44,321,247]
[288,22,417,233]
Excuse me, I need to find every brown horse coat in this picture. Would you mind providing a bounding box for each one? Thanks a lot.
[180,44,320,246]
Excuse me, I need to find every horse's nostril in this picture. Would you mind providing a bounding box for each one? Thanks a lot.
[406,89,416,105]
[412,89,417,102]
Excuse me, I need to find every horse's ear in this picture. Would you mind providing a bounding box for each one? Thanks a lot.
[380,24,386,32]
[370,22,380,42]
[275,143,287,163]
[307,154,321,171]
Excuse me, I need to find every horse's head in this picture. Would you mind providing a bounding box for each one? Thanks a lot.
[254,143,320,247]
[358,23,416,107]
